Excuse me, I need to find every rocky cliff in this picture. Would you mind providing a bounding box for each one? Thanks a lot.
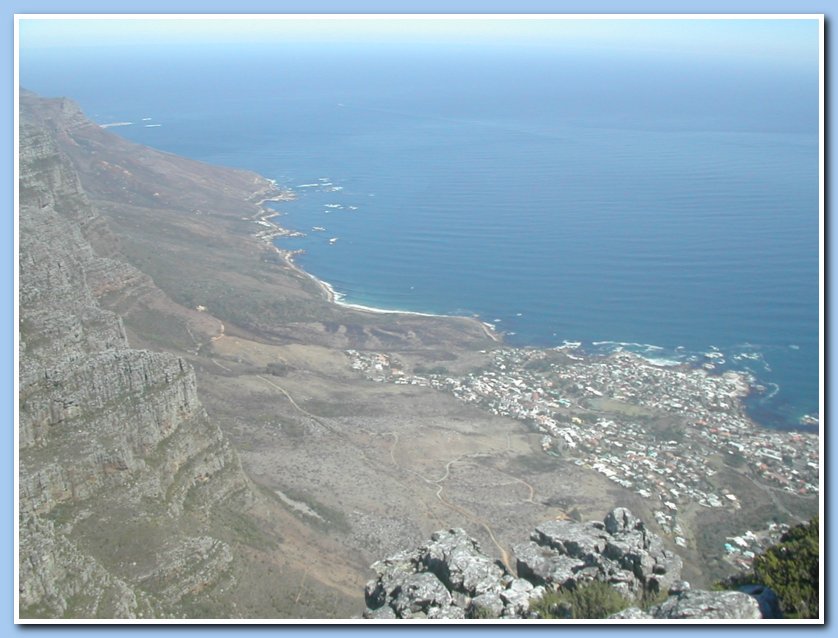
[18,105,252,619]
[363,508,769,620]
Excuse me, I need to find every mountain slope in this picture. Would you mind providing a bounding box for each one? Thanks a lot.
[18,98,357,619]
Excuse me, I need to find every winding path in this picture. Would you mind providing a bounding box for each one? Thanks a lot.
[255,375,336,433]
[385,431,520,572]
[186,318,226,356]
[209,362,523,572]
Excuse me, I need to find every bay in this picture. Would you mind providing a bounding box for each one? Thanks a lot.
[20,41,820,430]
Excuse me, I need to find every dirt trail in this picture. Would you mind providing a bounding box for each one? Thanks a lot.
[187,318,226,356]
[255,375,336,434]
[386,431,515,572]
[243,376,521,573]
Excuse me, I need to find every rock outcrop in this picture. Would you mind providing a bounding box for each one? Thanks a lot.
[18,99,251,618]
[363,528,545,619]
[514,506,683,603]
[612,589,762,620]
[364,509,771,621]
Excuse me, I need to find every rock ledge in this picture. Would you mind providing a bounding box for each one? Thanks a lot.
[364,508,771,621]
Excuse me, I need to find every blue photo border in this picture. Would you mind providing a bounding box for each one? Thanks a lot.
[4,1,830,635]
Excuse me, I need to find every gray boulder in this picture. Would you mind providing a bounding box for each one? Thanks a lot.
[499,578,538,617]
[603,535,639,562]
[427,605,466,620]
[513,509,682,603]
[668,580,691,595]
[652,589,762,619]
[363,605,397,620]
[422,529,504,596]
[390,572,452,615]
[533,520,610,560]
[608,607,653,619]
[422,529,505,596]
[514,540,583,587]
[604,507,641,534]
[470,592,504,618]
[364,528,515,618]
[362,508,765,621]
[365,549,419,610]
[737,584,782,619]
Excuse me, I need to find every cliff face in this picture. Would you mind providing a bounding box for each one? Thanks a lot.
[18,107,248,618]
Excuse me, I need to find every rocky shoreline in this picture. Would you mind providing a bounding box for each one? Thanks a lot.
[247,185,502,341]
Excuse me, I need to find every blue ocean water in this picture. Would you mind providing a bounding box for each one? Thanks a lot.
[20,42,820,430]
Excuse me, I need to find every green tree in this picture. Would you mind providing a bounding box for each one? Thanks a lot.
[752,517,819,619]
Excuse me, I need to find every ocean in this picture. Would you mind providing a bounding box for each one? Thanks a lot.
[20,40,820,430]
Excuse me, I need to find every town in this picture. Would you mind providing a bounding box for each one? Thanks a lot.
[346,345,819,560]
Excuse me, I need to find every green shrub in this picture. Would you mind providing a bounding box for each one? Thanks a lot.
[531,581,630,619]
[639,586,669,609]
[470,606,497,619]
[715,517,819,619]
[266,361,291,376]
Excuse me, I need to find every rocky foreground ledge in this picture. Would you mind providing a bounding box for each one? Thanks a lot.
[363,508,774,620]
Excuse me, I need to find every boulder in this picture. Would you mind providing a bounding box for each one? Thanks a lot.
[608,607,652,619]
[513,508,682,603]
[470,592,504,618]
[363,605,397,620]
[421,529,504,597]
[737,584,782,619]
[514,541,583,587]
[363,508,768,621]
[365,550,418,611]
[652,590,762,619]
[604,507,640,534]
[390,572,452,615]
[650,552,684,595]
[364,529,512,618]
[533,520,609,560]
[499,578,537,616]
[427,605,466,620]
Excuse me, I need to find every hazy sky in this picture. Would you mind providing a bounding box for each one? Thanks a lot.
[18,16,820,63]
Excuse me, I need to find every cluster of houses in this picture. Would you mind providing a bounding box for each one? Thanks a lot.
[345,346,819,552]
[722,522,792,570]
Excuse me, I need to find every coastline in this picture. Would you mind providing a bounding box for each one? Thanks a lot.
[246,187,815,430]
[21,89,819,619]
[249,192,501,343]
